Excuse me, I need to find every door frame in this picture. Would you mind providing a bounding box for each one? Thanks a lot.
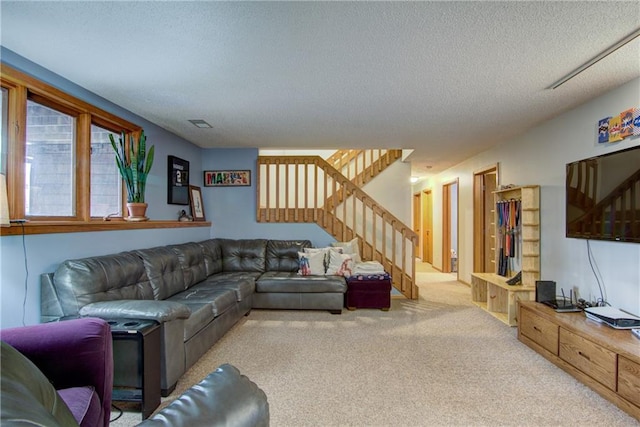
[441,179,459,275]
[473,164,499,273]
[422,189,432,263]
[413,192,422,259]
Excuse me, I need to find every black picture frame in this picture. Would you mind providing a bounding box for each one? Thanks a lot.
[189,185,206,221]
[168,156,190,205]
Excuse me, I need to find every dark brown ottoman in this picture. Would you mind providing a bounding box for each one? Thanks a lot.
[345,274,392,311]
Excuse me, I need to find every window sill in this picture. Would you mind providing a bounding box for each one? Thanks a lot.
[0,220,212,236]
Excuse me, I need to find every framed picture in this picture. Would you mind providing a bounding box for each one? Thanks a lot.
[204,170,251,187]
[168,156,190,205]
[189,185,206,221]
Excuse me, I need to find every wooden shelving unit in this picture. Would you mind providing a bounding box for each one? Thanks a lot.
[471,272,535,326]
[471,185,540,326]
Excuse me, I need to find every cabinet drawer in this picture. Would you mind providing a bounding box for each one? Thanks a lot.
[520,308,558,354]
[618,356,640,407]
[559,328,617,391]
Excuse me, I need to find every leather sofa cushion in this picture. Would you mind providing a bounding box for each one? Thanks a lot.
[199,239,223,276]
[257,272,347,293]
[137,246,187,300]
[205,271,262,282]
[266,240,311,272]
[180,303,216,341]
[58,386,102,427]
[168,288,237,318]
[137,364,269,427]
[220,239,267,272]
[194,273,256,301]
[170,242,208,288]
[79,300,191,322]
[52,252,152,317]
[1,342,79,426]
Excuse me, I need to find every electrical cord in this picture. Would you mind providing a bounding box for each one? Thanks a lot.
[8,219,29,325]
[11,221,29,326]
[110,403,123,422]
[586,239,608,306]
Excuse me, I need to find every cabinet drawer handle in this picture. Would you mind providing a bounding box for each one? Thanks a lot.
[489,295,496,299]
[578,351,591,361]
[533,326,541,333]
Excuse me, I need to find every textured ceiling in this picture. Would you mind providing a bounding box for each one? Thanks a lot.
[1,1,639,176]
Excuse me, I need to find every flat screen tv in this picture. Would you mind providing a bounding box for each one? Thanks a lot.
[566,145,640,243]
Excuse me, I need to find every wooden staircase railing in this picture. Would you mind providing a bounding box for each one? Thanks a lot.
[324,149,403,211]
[568,167,640,238]
[326,149,403,187]
[257,155,419,299]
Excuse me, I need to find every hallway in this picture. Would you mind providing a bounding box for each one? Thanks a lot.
[413,260,470,306]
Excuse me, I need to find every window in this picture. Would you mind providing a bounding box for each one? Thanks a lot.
[1,64,207,235]
[90,124,121,217]
[25,99,76,217]
[1,65,139,225]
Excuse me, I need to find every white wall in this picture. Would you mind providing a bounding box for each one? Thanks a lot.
[416,77,640,314]
[362,160,412,225]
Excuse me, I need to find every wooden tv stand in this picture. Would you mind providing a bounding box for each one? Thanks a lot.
[518,301,640,420]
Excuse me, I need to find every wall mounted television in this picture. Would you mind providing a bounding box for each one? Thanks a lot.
[566,145,640,243]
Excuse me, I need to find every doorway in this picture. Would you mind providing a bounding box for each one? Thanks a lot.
[473,165,498,273]
[442,180,459,274]
[413,192,421,258]
[422,189,432,264]
[412,190,433,264]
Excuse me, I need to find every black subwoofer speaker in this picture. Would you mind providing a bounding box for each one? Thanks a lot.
[535,280,556,302]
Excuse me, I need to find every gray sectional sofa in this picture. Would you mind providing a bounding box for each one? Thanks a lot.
[40,238,347,395]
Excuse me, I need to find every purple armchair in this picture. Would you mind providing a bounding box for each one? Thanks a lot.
[1,317,113,427]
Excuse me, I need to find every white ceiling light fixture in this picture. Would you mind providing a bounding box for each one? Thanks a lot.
[410,176,420,184]
[188,119,213,128]
[549,27,640,90]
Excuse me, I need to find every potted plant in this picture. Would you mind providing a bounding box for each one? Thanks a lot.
[109,130,155,221]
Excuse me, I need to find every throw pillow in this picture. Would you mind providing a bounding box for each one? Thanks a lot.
[298,251,326,276]
[331,238,361,264]
[325,250,353,277]
[303,246,343,270]
[303,247,343,256]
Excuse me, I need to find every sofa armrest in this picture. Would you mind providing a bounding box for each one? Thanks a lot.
[79,300,191,322]
[0,317,113,427]
[137,364,269,427]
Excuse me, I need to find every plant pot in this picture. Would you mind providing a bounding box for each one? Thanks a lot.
[126,202,149,221]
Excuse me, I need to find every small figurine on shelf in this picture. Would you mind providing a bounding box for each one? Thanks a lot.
[178,209,193,222]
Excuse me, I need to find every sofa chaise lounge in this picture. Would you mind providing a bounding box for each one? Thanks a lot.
[40,238,347,395]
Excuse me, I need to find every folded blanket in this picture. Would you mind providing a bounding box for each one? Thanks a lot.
[353,261,385,275]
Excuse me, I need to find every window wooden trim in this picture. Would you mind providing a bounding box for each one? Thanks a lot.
[0,220,212,236]
[1,64,196,234]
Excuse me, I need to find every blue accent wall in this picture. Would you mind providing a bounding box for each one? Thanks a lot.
[201,148,333,244]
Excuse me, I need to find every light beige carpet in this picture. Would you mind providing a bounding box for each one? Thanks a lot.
[111,265,638,426]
